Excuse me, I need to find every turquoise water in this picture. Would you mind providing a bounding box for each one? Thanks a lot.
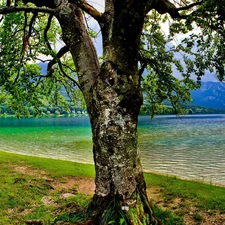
[0,115,225,185]
[0,117,93,163]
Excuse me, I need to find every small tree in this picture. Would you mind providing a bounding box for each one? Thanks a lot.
[0,0,224,224]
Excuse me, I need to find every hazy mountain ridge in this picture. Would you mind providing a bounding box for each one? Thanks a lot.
[190,82,225,110]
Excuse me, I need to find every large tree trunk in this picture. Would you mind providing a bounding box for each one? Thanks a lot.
[88,61,160,225]
[56,2,161,224]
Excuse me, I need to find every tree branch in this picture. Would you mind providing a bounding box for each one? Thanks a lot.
[70,0,103,22]
[28,12,38,37]
[58,60,81,89]
[138,62,147,76]
[152,0,182,19]
[47,45,70,74]
[13,11,28,85]
[0,6,56,15]
[177,1,203,11]
[150,0,205,19]
[44,14,54,51]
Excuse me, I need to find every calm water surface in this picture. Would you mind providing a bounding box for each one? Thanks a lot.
[0,115,225,185]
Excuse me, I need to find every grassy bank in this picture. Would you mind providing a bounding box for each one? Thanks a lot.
[1,151,225,225]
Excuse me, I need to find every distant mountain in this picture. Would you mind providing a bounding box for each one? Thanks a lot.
[190,82,225,110]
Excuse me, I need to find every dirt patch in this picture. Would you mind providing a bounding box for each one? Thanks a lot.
[74,177,95,195]
[12,165,95,196]
[13,165,51,180]
[51,177,95,196]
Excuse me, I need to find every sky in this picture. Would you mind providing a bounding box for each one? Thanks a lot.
[87,0,219,82]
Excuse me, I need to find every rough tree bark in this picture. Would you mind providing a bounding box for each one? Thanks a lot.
[54,1,162,224]
[88,61,160,224]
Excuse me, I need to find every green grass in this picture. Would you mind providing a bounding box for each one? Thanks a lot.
[0,161,52,224]
[0,151,94,225]
[1,150,225,224]
[0,151,95,178]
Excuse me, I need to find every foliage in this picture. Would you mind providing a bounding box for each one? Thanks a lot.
[0,9,80,117]
[0,1,223,117]
[139,2,225,116]
[140,12,197,117]
[184,0,225,81]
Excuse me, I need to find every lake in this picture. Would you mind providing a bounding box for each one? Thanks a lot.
[0,115,225,186]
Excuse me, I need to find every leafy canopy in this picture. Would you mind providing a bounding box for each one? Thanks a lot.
[0,0,224,116]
